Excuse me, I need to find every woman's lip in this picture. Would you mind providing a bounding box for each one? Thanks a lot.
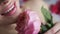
[5,5,16,16]
[3,2,14,12]
[2,2,17,16]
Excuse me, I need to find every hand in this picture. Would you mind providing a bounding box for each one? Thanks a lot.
[44,23,60,34]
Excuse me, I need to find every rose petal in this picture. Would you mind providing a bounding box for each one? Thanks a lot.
[16,9,41,34]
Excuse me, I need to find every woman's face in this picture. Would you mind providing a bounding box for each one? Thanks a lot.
[0,0,21,26]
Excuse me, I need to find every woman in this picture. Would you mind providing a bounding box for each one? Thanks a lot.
[0,0,21,25]
[0,0,21,34]
[0,0,41,34]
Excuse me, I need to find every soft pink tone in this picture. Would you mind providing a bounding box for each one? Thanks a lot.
[16,9,41,34]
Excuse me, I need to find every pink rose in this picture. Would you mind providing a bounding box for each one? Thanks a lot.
[16,9,41,34]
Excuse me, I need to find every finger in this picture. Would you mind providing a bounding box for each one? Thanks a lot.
[44,23,60,34]
[55,29,60,34]
[56,31,60,34]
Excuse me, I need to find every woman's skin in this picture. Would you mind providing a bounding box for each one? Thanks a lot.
[0,0,21,34]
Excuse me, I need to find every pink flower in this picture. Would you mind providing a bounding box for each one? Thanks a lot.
[50,0,60,15]
[16,9,41,34]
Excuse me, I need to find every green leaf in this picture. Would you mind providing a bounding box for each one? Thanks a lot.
[41,6,52,23]
[41,25,48,33]
[40,6,54,34]
[45,23,52,29]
